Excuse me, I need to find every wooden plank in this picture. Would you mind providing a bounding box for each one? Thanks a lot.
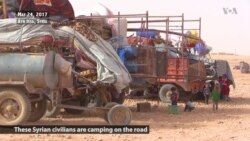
[2,0,7,19]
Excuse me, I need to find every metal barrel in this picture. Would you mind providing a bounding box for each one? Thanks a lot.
[0,51,58,89]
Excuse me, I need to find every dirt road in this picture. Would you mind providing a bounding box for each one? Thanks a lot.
[1,54,250,141]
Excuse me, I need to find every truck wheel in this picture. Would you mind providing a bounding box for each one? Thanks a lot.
[28,96,47,122]
[104,102,119,122]
[107,105,132,125]
[44,100,60,118]
[159,84,177,103]
[0,89,31,125]
[206,67,216,78]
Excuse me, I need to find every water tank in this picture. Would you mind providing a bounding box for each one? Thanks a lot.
[0,51,58,89]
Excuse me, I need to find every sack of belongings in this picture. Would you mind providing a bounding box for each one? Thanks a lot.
[186,30,199,47]
[194,42,211,56]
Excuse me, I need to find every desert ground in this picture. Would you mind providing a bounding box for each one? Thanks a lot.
[1,54,250,141]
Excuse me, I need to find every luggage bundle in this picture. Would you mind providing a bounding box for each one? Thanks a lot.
[185,30,199,48]
[0,18,56,53]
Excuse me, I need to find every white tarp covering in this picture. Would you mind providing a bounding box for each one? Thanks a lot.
[56,26,132,92]
[0,19,131,92]
[0,19,55,43]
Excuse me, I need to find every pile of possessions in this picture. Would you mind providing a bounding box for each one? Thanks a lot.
[100,12,235,101]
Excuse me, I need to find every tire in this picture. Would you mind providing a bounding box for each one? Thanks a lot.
[28,96,47,122]
[0,88,31,125]
[107,105,132,125]
[206,67,216,78]
[159,84,177,103]
[44,100,60,118]
[104,102,119,122]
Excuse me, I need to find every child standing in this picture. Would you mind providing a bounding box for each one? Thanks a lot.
[211,83,221,111]
[170,87,179,114]
[203,83,211,104]
[170,87,179,106]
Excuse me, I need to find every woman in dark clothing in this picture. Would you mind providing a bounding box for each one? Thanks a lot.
[221,74,231,101]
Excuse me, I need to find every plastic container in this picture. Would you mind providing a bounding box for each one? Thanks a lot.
[194,42,208,56]
[168,105,179,114]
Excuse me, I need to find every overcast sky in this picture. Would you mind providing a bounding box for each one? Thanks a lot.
[69,0,250,55]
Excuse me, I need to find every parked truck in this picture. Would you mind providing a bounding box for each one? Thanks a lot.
[79,12,235,102]
[0,1,132,125]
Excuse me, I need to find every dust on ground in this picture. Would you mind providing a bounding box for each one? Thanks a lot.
[1,54,250,141]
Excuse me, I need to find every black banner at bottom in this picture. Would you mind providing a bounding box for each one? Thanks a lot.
[0,125,149,134]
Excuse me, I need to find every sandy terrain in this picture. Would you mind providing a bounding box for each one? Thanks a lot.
[1,54,250,141]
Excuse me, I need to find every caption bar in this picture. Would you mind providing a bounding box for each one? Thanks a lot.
[15,11,49,24]
[0,125,149,134]
[16,11,49,18]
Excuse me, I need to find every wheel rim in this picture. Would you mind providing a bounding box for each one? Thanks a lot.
[0,98,21,121]
[159,84,176,103]
[111,108,125,124]
[108,105,132,125]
